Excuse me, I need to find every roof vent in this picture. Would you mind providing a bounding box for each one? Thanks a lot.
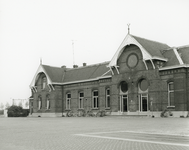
[83,63,87,66]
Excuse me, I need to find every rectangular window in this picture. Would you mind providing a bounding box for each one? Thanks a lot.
[105,88,110,108]
[79,92,84,109]
[92,91,98,109]
[168,82,174,106]
[66,93,71,109]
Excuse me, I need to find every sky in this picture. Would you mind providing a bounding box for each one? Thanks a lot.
[0,0,189,106]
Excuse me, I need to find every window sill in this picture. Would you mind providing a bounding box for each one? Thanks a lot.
[105,107,111,110]
[92,108,99,110]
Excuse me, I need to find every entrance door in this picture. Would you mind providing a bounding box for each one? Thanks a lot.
[120,95,128,112]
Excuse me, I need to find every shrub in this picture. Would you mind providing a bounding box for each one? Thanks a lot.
[7,105,29,117]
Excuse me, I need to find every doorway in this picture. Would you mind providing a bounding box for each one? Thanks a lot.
[120,95,128,112]
[139,94,148,112]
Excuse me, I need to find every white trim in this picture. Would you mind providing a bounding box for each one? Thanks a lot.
[108,34,152,67]
[52,75,112,85]
[173,47,184,65]
[143,60,148,70]
[109,67,114,75]
[159,64,189,71]
[115,66,120,74]
[150,59,155,69]
[150,56,168,62]
[101,69,111,77]
[29,65,53,88]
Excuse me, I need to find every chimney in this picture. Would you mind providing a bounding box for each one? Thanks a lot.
[73,65,78,68]
[83,63,87,66]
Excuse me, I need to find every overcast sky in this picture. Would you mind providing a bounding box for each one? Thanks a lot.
[0,0,189,106]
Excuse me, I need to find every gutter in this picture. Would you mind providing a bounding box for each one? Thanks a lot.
[52,75,112,85]
[159,64,189,71]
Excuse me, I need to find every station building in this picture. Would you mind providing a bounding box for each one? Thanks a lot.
[29,32,189,117]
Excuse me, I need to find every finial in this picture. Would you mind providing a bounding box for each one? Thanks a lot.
[127,24,130,34]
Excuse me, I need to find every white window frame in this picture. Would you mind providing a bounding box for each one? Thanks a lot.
[105,88,110,108]
[66,93,71,110]
[168,82,174,106]
[38,97,42,110]
[79,92,84,109]
[139,93,148,112]
[46,95,50,110]
[138,79,148,112]
[92,90,98,109]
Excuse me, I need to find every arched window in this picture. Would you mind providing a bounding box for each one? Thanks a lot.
[66,93,71,110]
[92,90,98,109]
[119,81,128,112]
[120,81,128,93]
[138,79,148,112]
[46,95,50,110]
[168,82,174,106]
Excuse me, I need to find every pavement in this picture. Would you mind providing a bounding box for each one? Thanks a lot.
[0,116,189,150]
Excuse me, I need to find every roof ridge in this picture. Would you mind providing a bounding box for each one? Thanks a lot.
[66,61,110,71]
[177,45,189,49]
[42,64,62,69]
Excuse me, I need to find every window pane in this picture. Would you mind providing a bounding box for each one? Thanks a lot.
[67,93,71,98]
[170,92,174,106]
[121,81,128,93]
[80,92,84,97]
[93,98,96,108]
[93,91,98,96]
[169,83,174,91]
[107,89,110,95]
[107,96,110,107]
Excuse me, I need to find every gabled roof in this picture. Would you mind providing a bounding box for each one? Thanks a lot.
[30,62,111,87]
[108,34,169,67]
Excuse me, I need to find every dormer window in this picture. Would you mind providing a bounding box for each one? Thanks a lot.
[156,61,164,68]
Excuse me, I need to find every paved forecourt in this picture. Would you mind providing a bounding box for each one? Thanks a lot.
[0,116,189,150]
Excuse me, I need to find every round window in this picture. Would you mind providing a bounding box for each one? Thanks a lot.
[140,79,148,91]
[120,81,128,93]
[127,54,138,68]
